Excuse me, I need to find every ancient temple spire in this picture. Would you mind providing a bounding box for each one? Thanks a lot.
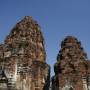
[53,36,90,90]
[5,16,46,62]
[0,16,50,90]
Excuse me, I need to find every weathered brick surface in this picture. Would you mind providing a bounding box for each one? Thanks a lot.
[0,16,50,90]
[53,36,90,90]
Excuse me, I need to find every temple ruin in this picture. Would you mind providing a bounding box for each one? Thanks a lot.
[0,16,50,90]
[53,36,90,90]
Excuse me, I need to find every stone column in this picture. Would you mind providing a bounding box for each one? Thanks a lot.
[82,77,88,90]
[87,76,90,90]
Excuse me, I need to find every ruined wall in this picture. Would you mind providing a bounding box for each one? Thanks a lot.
[0,16,50,90]
[53,36,90,90]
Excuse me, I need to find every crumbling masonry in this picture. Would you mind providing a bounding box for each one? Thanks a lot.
[0,16,90,90]
[0,16,50,90]
[53,36,90,90]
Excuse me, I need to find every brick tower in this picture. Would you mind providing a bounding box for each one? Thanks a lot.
[53,36,90,90]
[0,16,50,90]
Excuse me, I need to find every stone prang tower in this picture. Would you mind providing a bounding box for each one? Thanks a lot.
[53,36,90,90]
[0,16,50,90]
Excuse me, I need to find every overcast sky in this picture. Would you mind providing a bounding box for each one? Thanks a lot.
[0,0,90,76]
